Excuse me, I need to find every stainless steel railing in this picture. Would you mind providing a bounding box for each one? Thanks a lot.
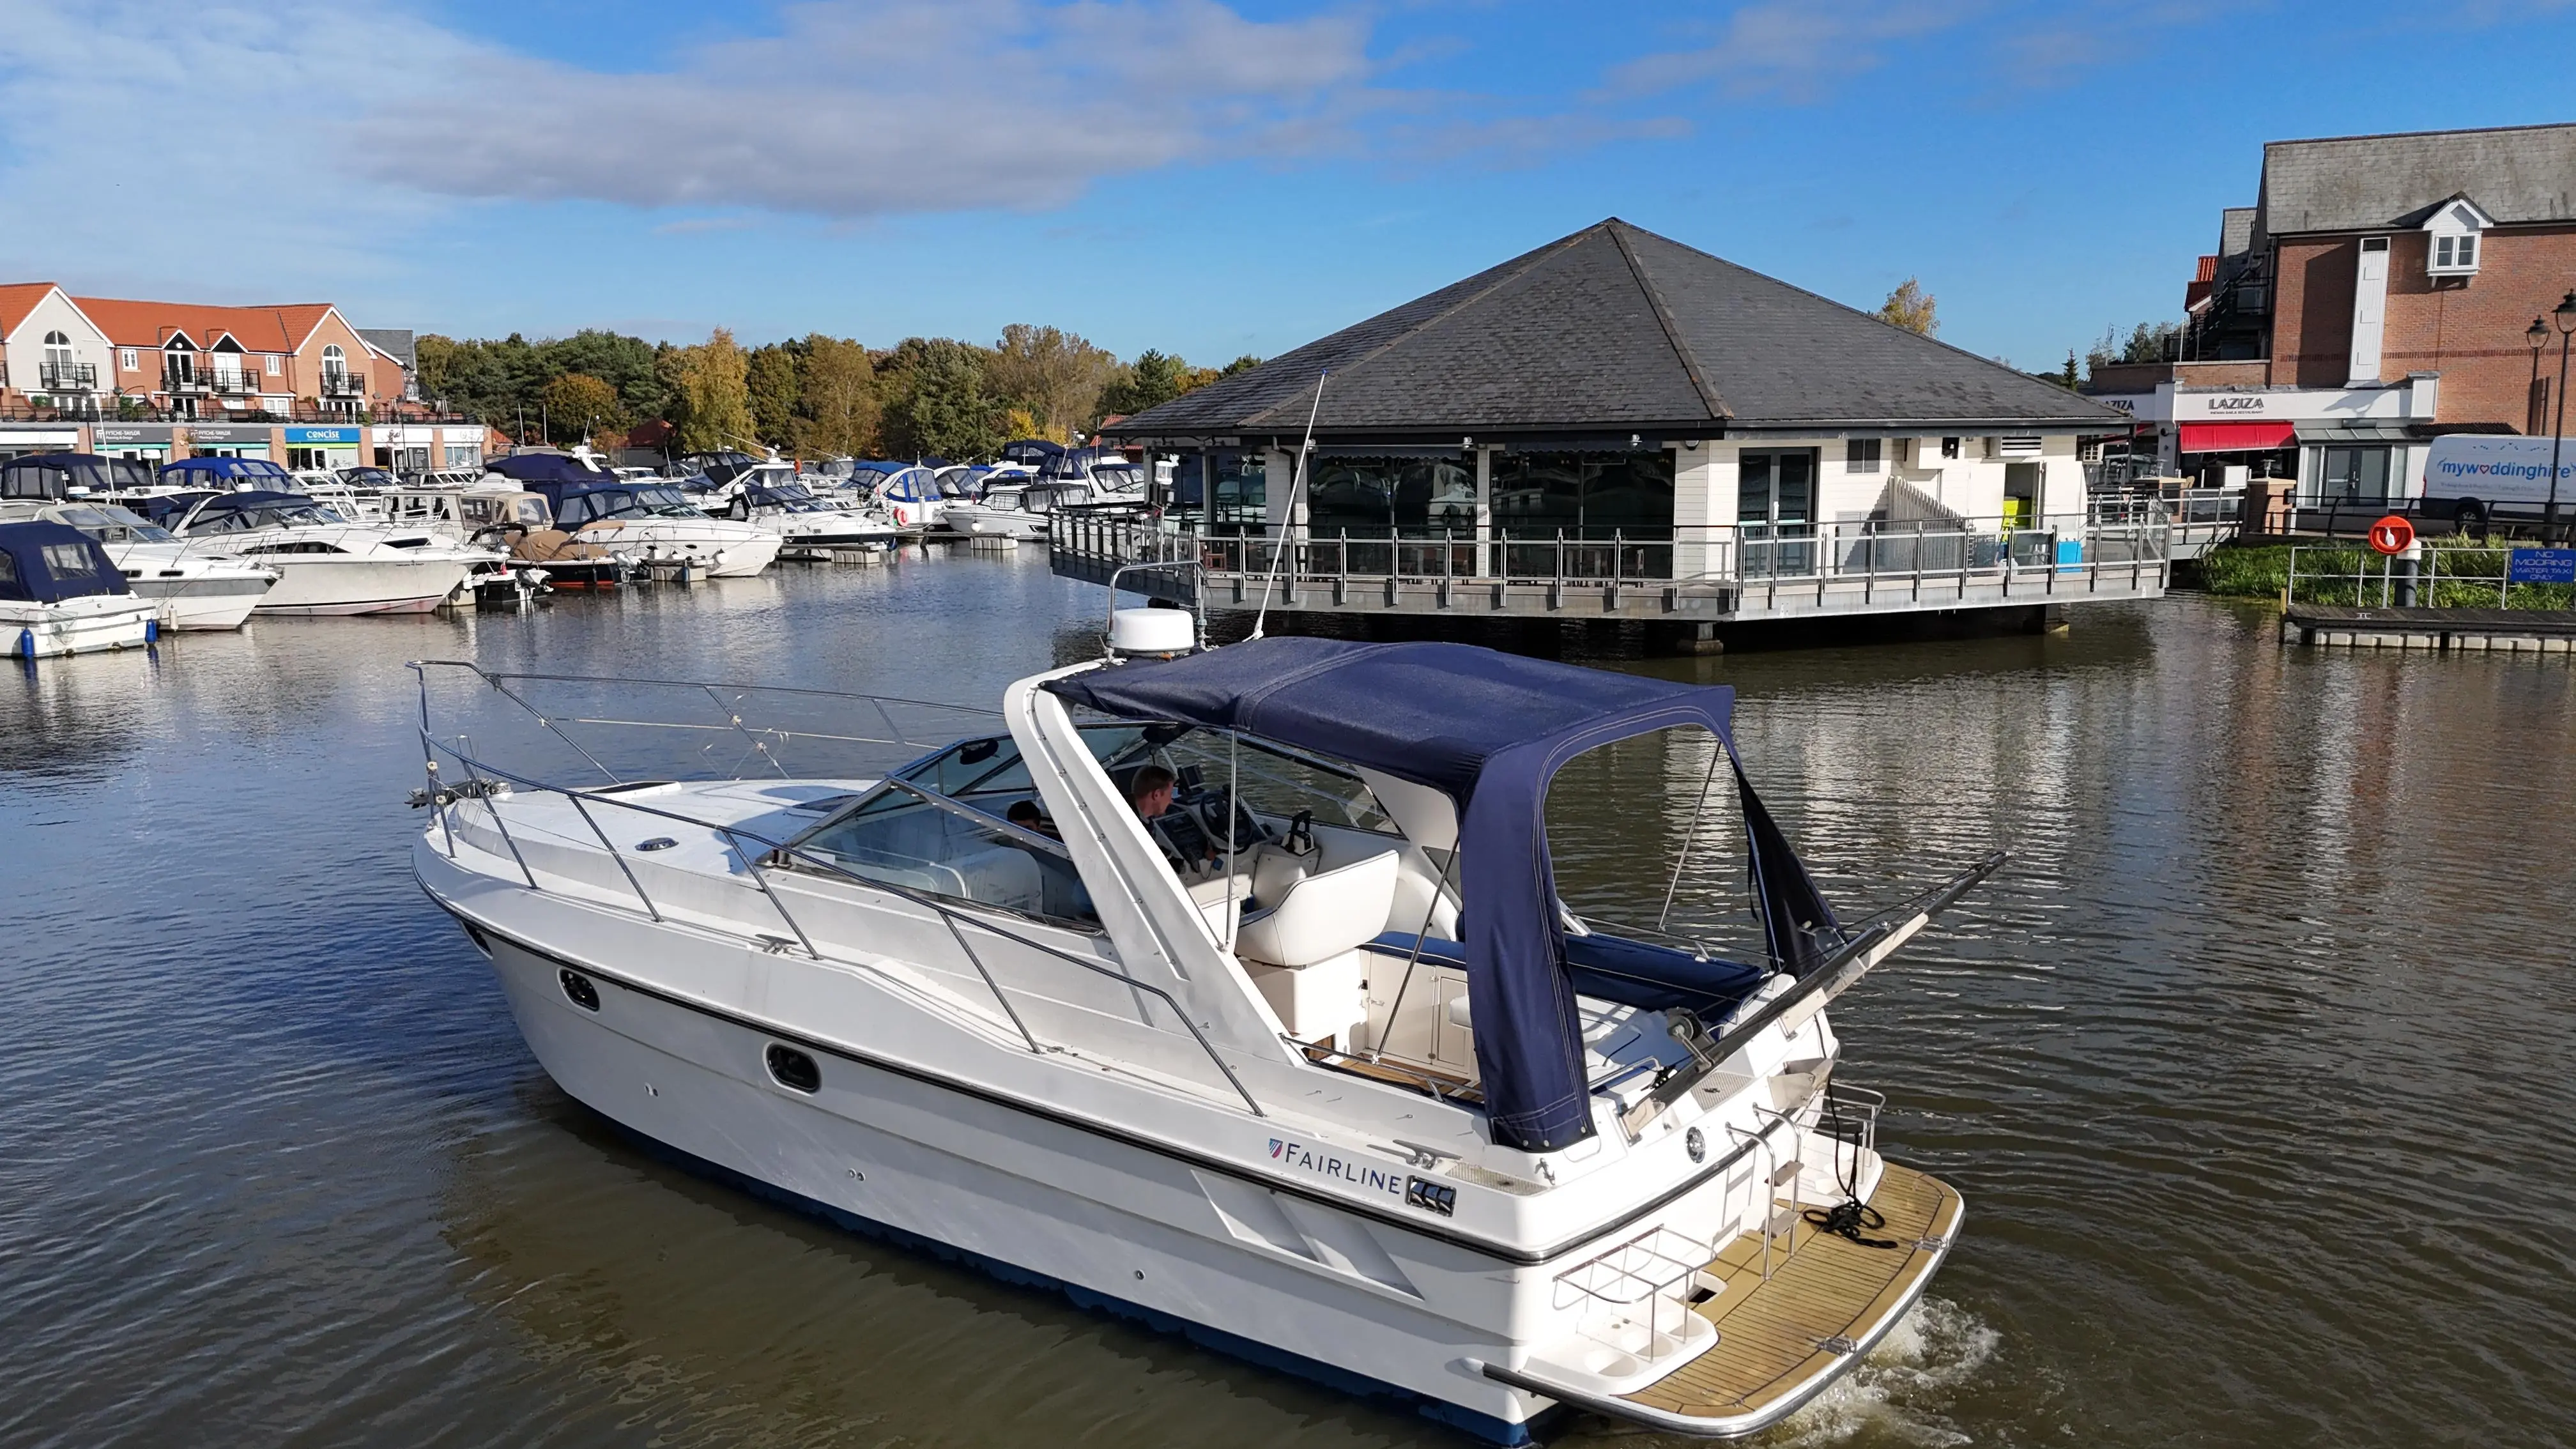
[408,661,1265,1118]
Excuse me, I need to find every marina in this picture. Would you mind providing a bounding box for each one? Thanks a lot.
[5,550,2573,1447]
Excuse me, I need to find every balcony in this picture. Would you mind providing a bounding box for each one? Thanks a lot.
[162,367,210,394]
[39,360,98,392]
[319,370,367,399]
[210,370,263,396]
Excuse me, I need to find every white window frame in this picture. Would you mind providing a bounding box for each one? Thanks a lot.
[119,348,137,371]
[266,353,282,376]
[2423,200,2488,278]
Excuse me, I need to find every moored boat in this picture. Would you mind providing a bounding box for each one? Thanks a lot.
[169,491,494,615]
[1,520,160,657]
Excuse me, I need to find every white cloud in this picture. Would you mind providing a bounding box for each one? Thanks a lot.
[1607,1,1992,102]
[349,0,1381,215]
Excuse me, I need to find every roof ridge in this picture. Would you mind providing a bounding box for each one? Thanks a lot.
[1605,220,1730,422]
[1236,222,1616,428]
[2266,120,2576,151]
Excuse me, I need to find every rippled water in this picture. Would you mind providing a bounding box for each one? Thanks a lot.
[4,547,2570,1449]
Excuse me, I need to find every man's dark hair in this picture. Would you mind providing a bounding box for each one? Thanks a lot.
[1130,765,1176,800]
[1006,800,1042,826]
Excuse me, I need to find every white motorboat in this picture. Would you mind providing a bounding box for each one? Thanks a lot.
[710,465,905,549]
[0,455,279,630]
[861,463,949,530]
[1,520,160,657]
[490,454,783,578]
[942,480,1093,540]
[408,614,1997,1443]
[35,503,276,631]
[170,491,494,615]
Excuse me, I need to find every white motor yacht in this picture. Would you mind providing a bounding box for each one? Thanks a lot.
[489,454,783,578]
[171,491,495,615]
[0,455,277,629]
[36,503,276,631]
[1,520,160,657]
[942,480,1092,540]
[408,616,1996,1443]
[712,465,904,549]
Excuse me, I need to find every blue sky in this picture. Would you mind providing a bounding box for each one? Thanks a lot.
[6,1,2573,370]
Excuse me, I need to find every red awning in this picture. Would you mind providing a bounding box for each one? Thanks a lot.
[2179,420,2296,452]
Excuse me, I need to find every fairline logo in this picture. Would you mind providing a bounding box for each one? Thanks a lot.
[1265,1136,1406,1199]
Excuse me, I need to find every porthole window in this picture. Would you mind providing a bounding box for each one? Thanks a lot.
[765,1043,820,1093]
[560,969,601,1011]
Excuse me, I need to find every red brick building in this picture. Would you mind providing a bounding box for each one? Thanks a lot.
[2089,123,2576,507]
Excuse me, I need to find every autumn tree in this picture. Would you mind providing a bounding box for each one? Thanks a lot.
[796,334,879,457]
[1878,278,1938,336]
[539,372,625,444]
[746,341,804,447]
[669,328,755,453]
[880,339,999,461]
[987,324,1117,441]
[1098,349,1196,420]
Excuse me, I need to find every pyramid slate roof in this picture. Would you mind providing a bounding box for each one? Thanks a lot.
[1105,219,2121,444]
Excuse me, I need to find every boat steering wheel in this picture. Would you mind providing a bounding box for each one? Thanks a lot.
[1191,786,1269,855]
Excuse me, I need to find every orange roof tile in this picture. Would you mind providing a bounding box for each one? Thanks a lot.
[70,295,342,353]
[0,282,65,337]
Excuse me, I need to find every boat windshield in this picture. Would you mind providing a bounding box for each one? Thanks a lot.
[52,505,177,544]
[191,500,344,532]
[637,485,706,518]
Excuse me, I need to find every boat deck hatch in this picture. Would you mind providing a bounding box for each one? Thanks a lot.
[1618,1162,1961,1422]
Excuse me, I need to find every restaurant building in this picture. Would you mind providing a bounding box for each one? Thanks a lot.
[2089,123,2576,507]
[1077,219,2145,642]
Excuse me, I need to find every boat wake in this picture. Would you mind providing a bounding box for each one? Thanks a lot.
[1762,1296,1999,1447]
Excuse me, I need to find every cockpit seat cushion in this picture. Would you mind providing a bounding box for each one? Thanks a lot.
[1234,848,1399,968]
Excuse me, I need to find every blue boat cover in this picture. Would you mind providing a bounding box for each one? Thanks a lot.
[488,453,611,484]
[159,457,291,483]
[1045,637,1841,1151]
[0,521,129,603]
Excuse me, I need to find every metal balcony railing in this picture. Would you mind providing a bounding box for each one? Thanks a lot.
[209,370,262,395]
[320,371,367,399]
[162,367,209,393]
[38,360,97,391]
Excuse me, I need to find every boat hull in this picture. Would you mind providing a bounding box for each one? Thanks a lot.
[253,556,475,615]
[3,595,157,657]
[459,917,1540,1443]
[127,573,272,630]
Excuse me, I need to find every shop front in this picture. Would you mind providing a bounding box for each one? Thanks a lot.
[284,425,363,472]
[372,425,437,473]
[93,423,177,465]
[186,423,273,459]
[440,426,487,470]
[0,425,86,460]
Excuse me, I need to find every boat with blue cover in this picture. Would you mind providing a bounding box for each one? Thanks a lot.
[409,618,1997,1441]
[0,519,159,657]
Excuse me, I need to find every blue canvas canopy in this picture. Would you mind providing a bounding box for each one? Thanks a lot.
[488,453,611,485]
[1045,637,1843,1152]
[160,457,290,484]
[0,453,117,500]
[0,521,129,604]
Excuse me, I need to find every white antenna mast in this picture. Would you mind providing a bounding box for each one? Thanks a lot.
[1246,372,1326,642]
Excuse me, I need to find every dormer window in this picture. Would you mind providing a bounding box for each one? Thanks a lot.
[2423,197,2491,278]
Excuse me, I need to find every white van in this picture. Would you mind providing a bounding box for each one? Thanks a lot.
[2421,434,2576,528]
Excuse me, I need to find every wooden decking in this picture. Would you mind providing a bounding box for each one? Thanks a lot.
[1619,1162,1961,1422]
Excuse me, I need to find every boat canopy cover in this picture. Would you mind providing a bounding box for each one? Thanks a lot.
[1,453,118,500]
[488,453,611,484]
[1045,637,1843,1152]
[160,457,291,482]
[0,521,130,603]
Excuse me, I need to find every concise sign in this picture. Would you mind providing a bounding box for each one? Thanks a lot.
[2366,515,2415,556]
[284,425,360,445]
[2507,548,2576,585]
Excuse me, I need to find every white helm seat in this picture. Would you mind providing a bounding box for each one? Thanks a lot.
[1234,850,1399,968]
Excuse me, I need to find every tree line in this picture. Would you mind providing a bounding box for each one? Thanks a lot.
[414,325,1259,461]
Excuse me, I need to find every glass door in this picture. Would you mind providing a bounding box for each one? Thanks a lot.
[1737,449,1816,577]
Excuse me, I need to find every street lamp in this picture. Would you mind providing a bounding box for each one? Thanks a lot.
[2551,291,2576,543]
[2527,316,2549,435]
